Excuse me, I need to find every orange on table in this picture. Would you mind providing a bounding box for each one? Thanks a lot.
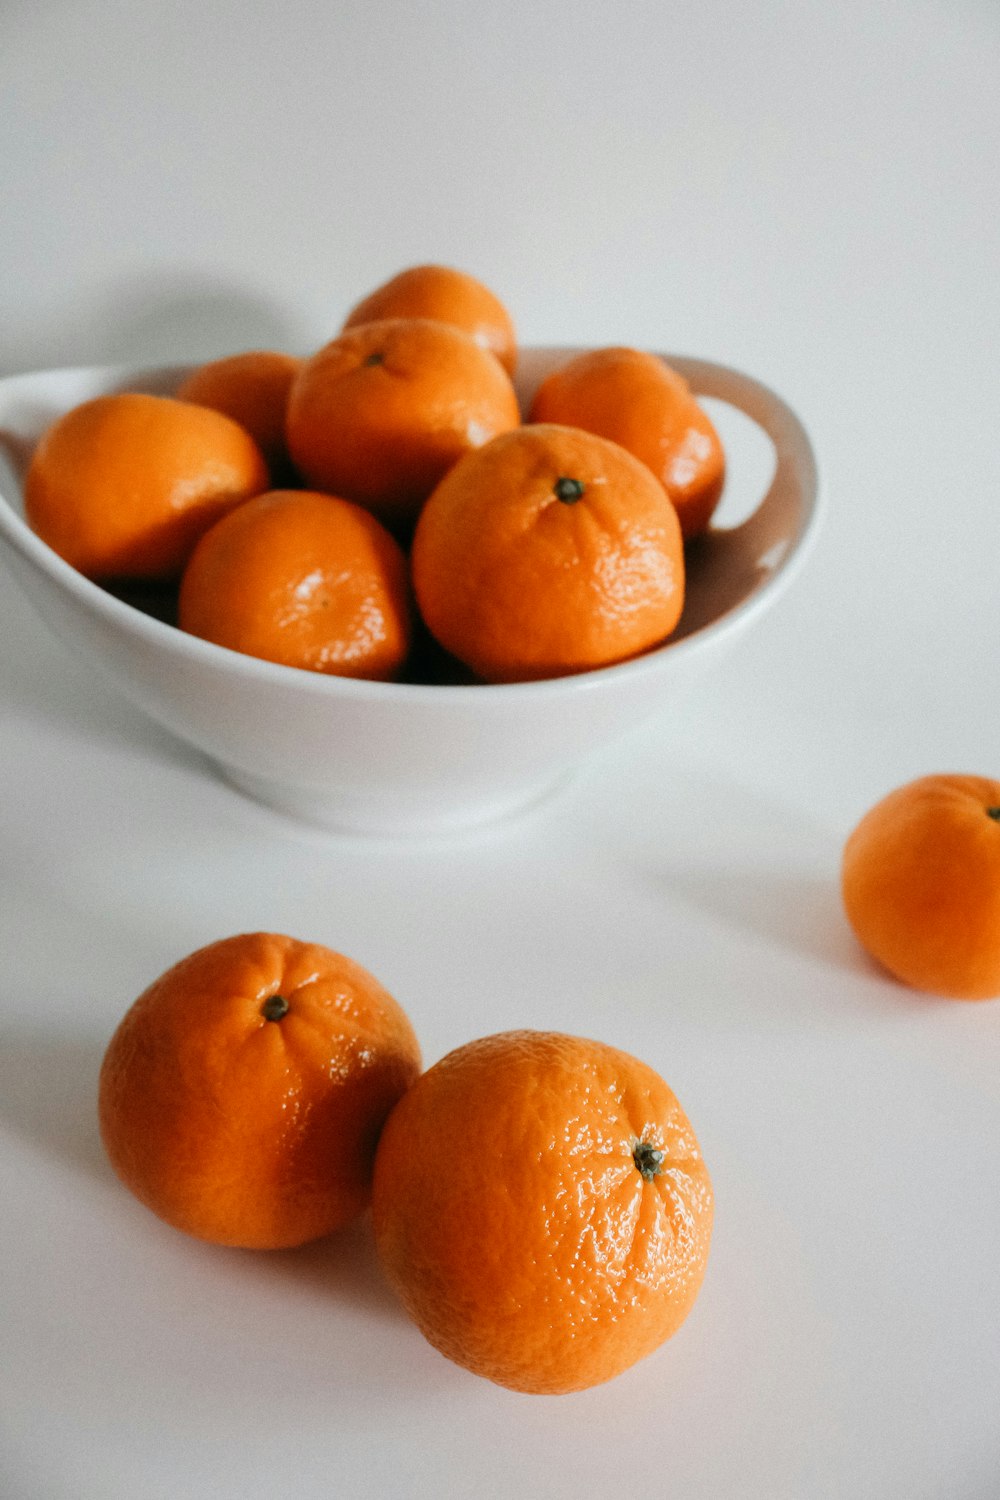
[24,392,269,580]
[285,317,521,529]
[528,346,726,539]
[176,350,303,478]
[410,422,685,682]
[178,488,412,680]
[98,933,422,1249]
[842,773,1000,1000]
[371,1029,713,1395]
[342,263,518,376]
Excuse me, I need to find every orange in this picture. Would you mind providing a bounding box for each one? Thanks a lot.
[178,489,411,680]
[24,392,269,580]
[528,346,726,539]
[842,774,1000,1000]
[285,318,521,529]
[98,933,422,1249]
[342,264,518,375]
[371,1029,713,1394]
[410,422,685,682]
[176,350,303,479]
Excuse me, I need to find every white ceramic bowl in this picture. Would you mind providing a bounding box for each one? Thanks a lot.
[0,350,820,835]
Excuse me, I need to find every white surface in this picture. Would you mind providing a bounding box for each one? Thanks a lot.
[0,353,819,834]
[1,3,999,1498]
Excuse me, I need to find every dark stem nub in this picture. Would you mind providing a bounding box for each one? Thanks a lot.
[364,350,385,366]
[553,475,586,503]
[633,1140,666,1181]
[987,807,1000,822]
[261,994,289,1022]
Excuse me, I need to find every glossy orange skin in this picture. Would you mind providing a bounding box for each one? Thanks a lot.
[411,423,685,682]
[372,1029,713,1395]
[285,318,521,527]
[24,393,269,580]
[98,933,422,1249]
[342,264,518,375]
[178,489,411,679]
[176,350,303,477]
[528,347,726,539]
[842,775,1000,999]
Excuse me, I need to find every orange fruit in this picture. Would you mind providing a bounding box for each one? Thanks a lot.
[98,932,422,1249]
[342,263,517,375]
[371,1029,714,1394]
[842,774,1000,1000]
[285,318,521,528]
[24,392,269,580]
[410,422,685,682]
[528,346,726,539]
[178,489,412,680]
[176,350,303,479]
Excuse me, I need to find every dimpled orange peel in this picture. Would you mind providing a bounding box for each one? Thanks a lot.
[411,423,686,682]
[98,933,422,1248]
[371,1029,714,1394]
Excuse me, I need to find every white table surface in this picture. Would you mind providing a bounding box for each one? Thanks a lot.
[2,3,999,1497]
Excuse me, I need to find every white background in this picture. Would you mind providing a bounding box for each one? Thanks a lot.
[2,2,999,1497]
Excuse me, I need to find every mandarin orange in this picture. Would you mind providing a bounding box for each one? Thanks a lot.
[342,264,517,375]
[98,933,422,1249]
[285,318,520,529]
[178,489,411,679]
[842,774,1000,999]
[372,1029,713,1394]
[410,422,685,682]
[528,346,725,539]
[24,392,269,580]
[176,350,303,478]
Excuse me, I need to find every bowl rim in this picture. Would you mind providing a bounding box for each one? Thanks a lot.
[0,351,822,704]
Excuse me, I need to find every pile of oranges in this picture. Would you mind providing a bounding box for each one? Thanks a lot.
[25,263,727,685]
[99,932,715,1396]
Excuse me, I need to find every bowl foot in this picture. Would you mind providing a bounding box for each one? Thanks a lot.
[218,764,574,837]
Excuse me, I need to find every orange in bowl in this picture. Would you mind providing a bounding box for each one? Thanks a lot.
[528,345,726,539]
[342,263,517,375]
[179,488,411,680]
[411,422,685,682]
[285,317,521,529]
[24,391,269,580]
[176,349,303,479]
